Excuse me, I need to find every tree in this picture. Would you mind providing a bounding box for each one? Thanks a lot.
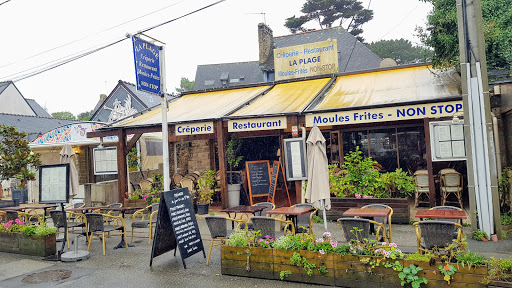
[284,0,373,42]
[52,111,76,120]
[417,0,512,71]
[77,110,93,121]
[0,125,41,187]
[175,77,195,93]
[366,39,432,64]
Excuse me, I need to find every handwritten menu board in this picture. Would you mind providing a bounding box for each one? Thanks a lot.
[151,188,205,269]
[268,161,291,206]
[39,164,69,203]
[246,161,270,204]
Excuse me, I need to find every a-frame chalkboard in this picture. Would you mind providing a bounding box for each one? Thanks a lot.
[150,188,205,269]
[246,160,271,205]
[268,161,291,206]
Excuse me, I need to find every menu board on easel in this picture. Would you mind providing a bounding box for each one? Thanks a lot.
[245,160,271,205]
[268,161,291,206]
[39,163,70,203]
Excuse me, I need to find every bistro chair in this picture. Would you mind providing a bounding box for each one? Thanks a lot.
[337,218,388,243]
[413,170,430,208]
[205,216,248,265]
[180,178,197,195]
[139,179,152,193]
[430,206,463,224]
[173,174,183,188]
[250,216,295,239]
[440,169,463,208]
[361,204,393,243]
[242,202,275,230]
[414,221,463,255]
[292,203,317,234]
[50,210,86,248]
[131,203,159,245]
[86,213,127,256]
[5,210,21,222]
[103,203,123,229]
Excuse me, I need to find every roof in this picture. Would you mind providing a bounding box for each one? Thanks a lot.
[25,99,52,117]
[193,61,263,90]
[0,81,9,94]
[0,113,77,142]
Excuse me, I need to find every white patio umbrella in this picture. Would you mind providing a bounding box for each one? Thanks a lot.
[305,125,330,232]
[60,143,79,200]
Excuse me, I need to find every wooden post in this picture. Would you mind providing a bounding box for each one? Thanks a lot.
[424,118,436,207]
[117,129,127,203]
[216,121,228,209]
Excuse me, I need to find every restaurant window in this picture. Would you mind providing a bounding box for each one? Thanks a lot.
[323,131,341,166]
[369,128,397,172]
[397,127,426,173]
[342,130,369,162]
[146,140,163,156]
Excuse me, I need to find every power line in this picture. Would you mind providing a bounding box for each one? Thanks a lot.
[375,4,419,41]
[0,0,12,6]
[2,0,226,82]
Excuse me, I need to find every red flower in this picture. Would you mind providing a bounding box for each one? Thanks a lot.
[444,265,450,271]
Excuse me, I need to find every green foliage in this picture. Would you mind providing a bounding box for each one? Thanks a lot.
[284,0,373,42]
[51,111,76,120]
[472,229,489,241]
[499,167,511,212]
[379,168,416,197]
[313,214,324,224]
[228,229,250,247]
[456,250,486,267]
[290,252,317,276]
[406,252,432,262]
[366,39,432,64]
[77,110,93,121]
[127,147,140,169]
[0,125,42,183]
[439,264,457,283]
[279,270,292,280]
[485,257,512,282]
[318,265,328,275]
[417,0,512,72]
[197,170,216,205]
[226,135,243,184]
[175,77,195,93]
[398,264,428,288]
[339,147,380,197]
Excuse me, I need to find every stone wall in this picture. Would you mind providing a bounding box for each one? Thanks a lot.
[188,140,212,173]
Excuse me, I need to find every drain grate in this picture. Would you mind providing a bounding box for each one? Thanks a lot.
[21,270,72,284]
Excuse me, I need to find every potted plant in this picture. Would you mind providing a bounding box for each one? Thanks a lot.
[0,218,57,256]
[225,135,243,207]
[0,125,41,204]
[196,170,216,214]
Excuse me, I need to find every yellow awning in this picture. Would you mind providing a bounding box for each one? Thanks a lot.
[313,65,461,111]
[117,86,269,127]
[230,78,331,117]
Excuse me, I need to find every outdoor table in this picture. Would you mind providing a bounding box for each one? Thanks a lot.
[342,208,391,235]
[65,206,109,213]
[221,205,266,229]
[0,204,58,220]
[266,206,315,229]
[415,209,466,224]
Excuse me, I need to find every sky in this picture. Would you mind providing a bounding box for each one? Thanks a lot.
[0,0,432,117]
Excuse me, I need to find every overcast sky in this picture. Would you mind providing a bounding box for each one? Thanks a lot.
[0,0,431,117]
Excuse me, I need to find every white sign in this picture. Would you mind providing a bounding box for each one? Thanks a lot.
[94,147,118,175]
[175,122,214,136]
[228,116,287,132]
[430,120,466,161]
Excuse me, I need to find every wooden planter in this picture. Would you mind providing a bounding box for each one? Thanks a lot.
[489,280,512,288]
[221,246,489,287]
[0,232,56,257]
[328,197,410,223]
[123,199,147,208]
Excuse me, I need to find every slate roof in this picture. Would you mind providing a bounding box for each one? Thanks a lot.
[0,81,9,94]
[193,26,382,90]
[25,99,52,118]
[0,113,77,142]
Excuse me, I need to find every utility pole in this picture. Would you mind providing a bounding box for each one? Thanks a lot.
[456,0,501,238]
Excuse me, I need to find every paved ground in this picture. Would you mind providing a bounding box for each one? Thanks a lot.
[0,208,511,288]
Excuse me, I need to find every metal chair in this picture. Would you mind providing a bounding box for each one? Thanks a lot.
[131,203,159,244]
[204,216,248,265]
[361,204,393,243]
[85,213,127,256]
[50,210,86,248]
[337,218,387,243]
[5,210,21,222]
[414,221,463,255]
[440,170,463,208]
[292,203,317,234]
[251,216,295,239]
[413,170,430,208]
[254,202,275,216]
[430,206,463,223]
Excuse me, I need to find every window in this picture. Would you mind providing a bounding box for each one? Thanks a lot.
[146,140,163,156]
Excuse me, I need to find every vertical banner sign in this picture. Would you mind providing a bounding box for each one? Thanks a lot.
[132,36,162,95]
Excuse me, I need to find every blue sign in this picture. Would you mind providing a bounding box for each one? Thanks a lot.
[132,36,162,95]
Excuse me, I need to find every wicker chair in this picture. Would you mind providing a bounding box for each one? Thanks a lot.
[139,179,153,193]
[5,210,21,222]
[413,170,430,207]
[361,204,393,243]
[173,174,183,188]
[243,202,275,230]
[205,216,248,265]
[50,210,86,248]
[86,213,127,256]
[440,170,463,208]
[292,203,317,234]
[337,218,388,243]
[251,216,295,238]
[430,206,463,224]
[414,221,463,255]
[180,178,196,195]
[131,203,159,245]
[104,203,123,228]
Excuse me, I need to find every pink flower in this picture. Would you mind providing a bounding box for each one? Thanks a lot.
[355,193,361,199]
[363,195,369,199]
[265,235,271,239]
[389,243,397,248]
[265,240,269,245]
[319,249,325,255]
[323,232,331,237]
[316,238,324,243]
[14,219,23,225]
[259,238,263,242]
[330,240,338,248]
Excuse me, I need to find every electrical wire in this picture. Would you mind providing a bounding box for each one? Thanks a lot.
[1,0,225,82]
[0,0,11,6]
[375,4,419,41]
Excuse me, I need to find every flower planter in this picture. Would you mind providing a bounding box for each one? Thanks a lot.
[489,280,512,288]
[221,246,488,287]
[123,199,147,208]
[0,232,56,257]
[328,197,410,223]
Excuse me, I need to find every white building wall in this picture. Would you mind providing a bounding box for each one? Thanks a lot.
[0,84,35,115]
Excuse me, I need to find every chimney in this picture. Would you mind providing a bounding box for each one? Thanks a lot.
[99,94,107,105]
[258,23,274,71]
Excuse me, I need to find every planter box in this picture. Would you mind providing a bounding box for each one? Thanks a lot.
[0,232,56,257]
[221,246,488,287]
[328,197,410,223]
[123,199,147,208]
[489,280,512,288]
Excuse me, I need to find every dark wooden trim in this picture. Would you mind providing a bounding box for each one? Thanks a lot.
[231,129,281,138]
[126,134,142,152]
[424,118,435,207]
[87,125,163,138]
[216,121,228,209]
[169,133,216,142]
[117,129,127,202]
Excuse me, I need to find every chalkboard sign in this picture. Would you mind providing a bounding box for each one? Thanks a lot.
[39,163,70,203]
[245,160,271,205]
[150,194,177,266]
[268,161,291,206]
[150,188,205,268]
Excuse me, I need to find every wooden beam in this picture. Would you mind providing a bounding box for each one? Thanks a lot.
[126,134,142,152]
[169,133,216,143]
[216,121,228,209]
[424,118,436,207]
[87,125,163,138]
[117,129,128,202]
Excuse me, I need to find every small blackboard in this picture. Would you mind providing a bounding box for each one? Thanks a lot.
[150,188,205,268]
[268,161,291,206]
[245,160,271,205]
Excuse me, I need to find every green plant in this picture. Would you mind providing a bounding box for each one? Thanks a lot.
[501,211,512,225]
[406,252,432,262]
[226,135,243,184]
[439,264,457,284]
[317,265,328,275]
[127,147,140,169]
[498,167,511,212]
[472,229,489,241]
[339,147,380,197]
[398,264,428,288]
[290,252,317,276]
[257,234,274,248]
[380,168,416,197]
[313,214,324,224]
[228,229,250,247]
[197,170,216,205]
[456,250,485,267]
[485,257,512,283]
[279,270,292,280]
